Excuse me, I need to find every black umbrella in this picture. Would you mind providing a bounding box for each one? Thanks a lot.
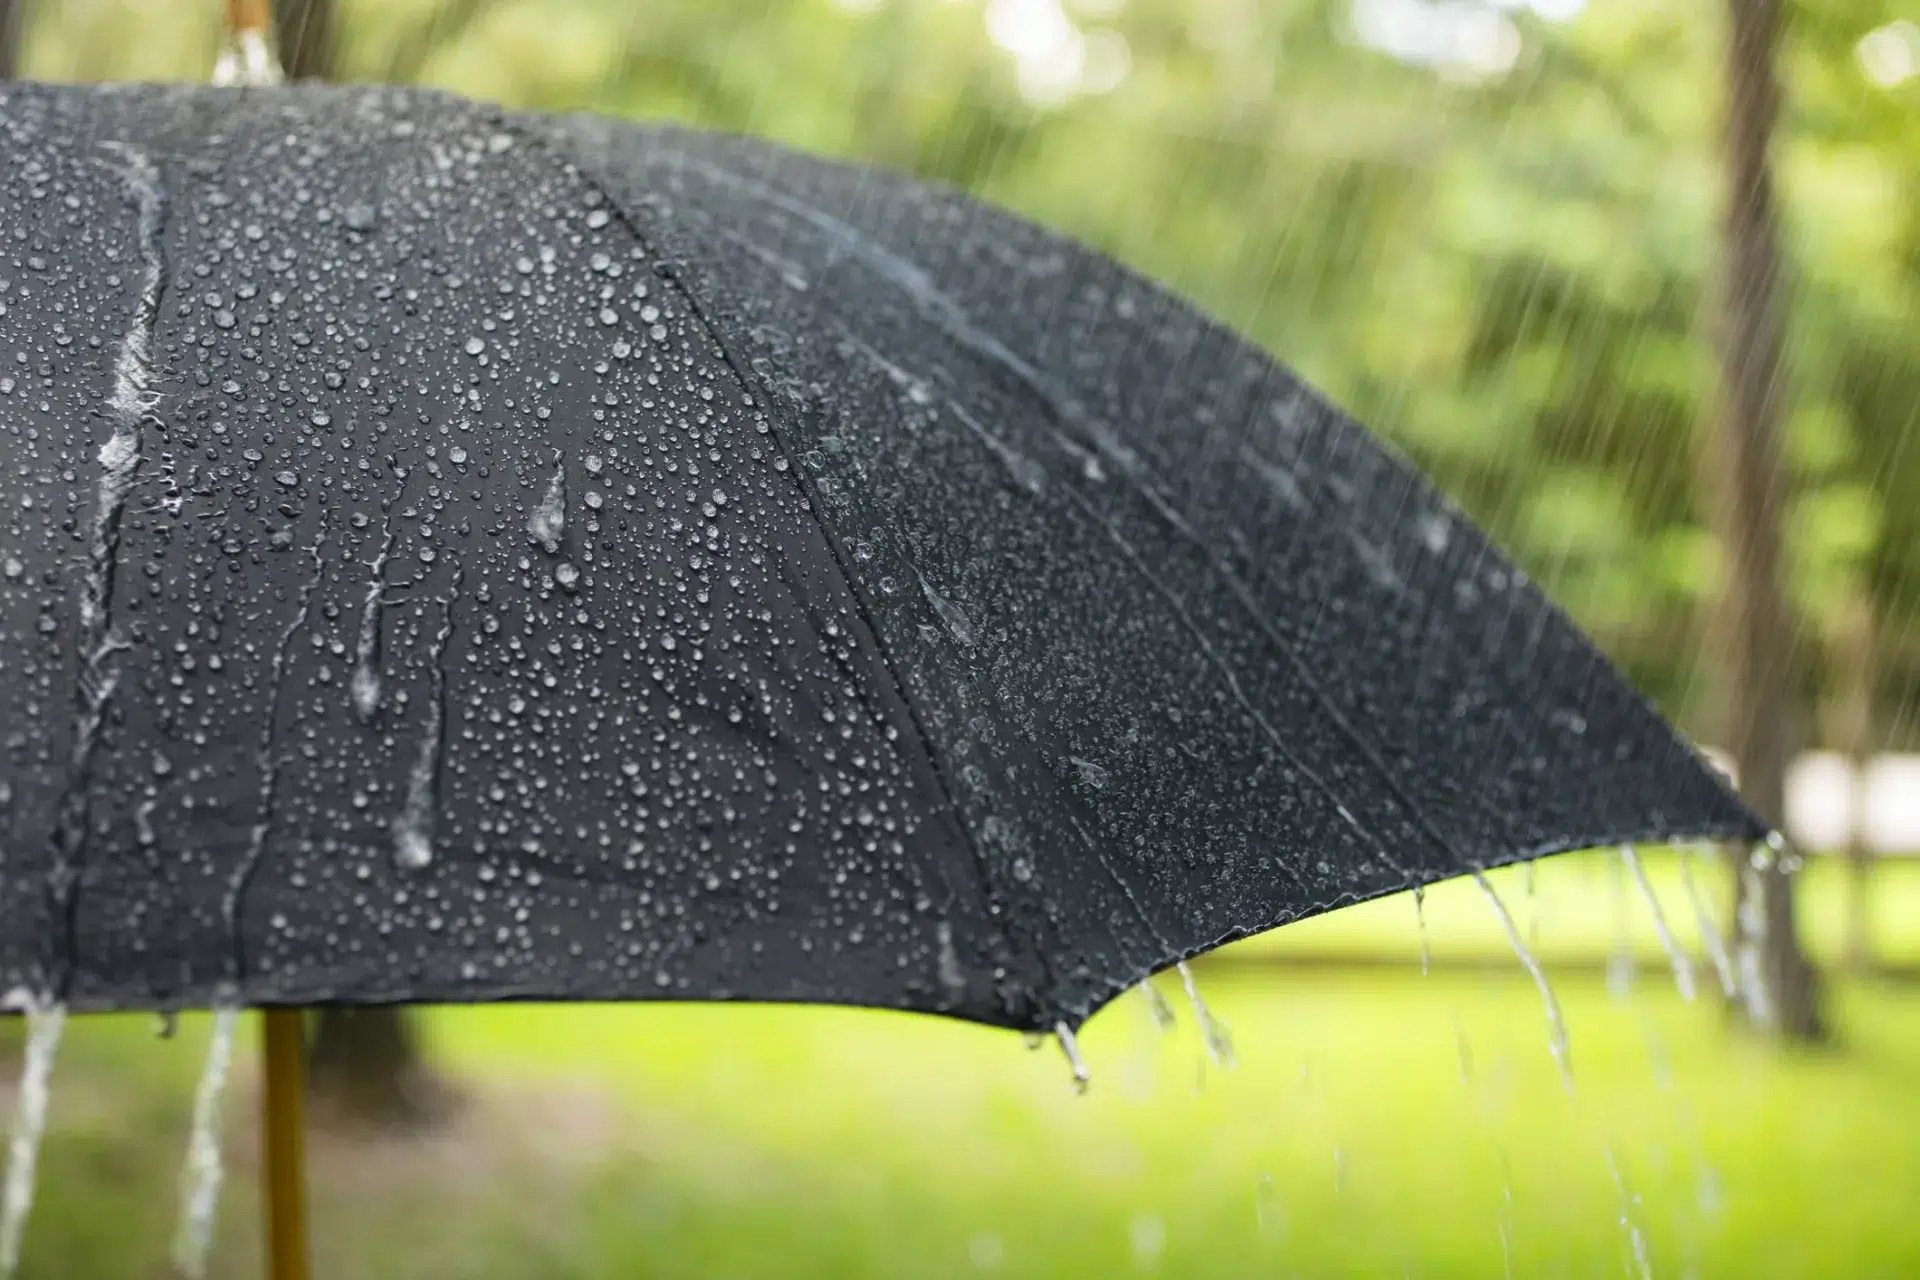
[0,80,1761,1278]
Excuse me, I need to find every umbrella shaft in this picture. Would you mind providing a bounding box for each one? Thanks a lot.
[226,0,271,35]
[260,1009,308,1280]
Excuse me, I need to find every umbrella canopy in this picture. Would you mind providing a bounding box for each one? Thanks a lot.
[0,82,1761,1034]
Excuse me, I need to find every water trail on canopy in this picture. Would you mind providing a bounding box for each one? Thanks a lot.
[0,1003,65,1279]
[1678,844,1738,996]
[1473,871,1572,1091]
[1053,1023,1090,1094]
[527,452,569,554]
[1174,961,1235,1069]
[170,1005,240,1279]
[1412,885,1430,976]
[1621,847,1696,1001]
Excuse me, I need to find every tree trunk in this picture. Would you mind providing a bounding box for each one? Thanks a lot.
[1833,592,1877,971]
[0,0,24,80]
[306,1007,451,1126]
[1709,0,1823,1042]
[272,0,335,82]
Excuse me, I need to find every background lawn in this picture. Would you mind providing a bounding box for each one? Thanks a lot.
[6,849,1918,1278]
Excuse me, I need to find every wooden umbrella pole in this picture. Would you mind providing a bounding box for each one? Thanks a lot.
[226,0,271,35]
[260,1008,309,1280]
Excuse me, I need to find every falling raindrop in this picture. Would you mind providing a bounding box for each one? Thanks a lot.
[1621,847,1696,1001]
[1737,836,1781,1025]
[1412,884,1430,976]
[1053,1022,1090,1094]
[1496,1172,1515,1280]
[968,1231,1005,1271]
[171,1005,239,1280]
[1175,961,1234,1069]
[1607,850,1635,998]
[0,1000,65,1280]
[1128,1213,1165,1269]
[1474,871,1572,1091]
[1678,844,1738,997]
[1138,979,1175,1031]
[1603,1146,1654,1280]
[1253,1170,1283,1241]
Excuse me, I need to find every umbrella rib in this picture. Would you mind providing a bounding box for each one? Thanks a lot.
[1054,484,1415,883]
[1061,813,1168,972]
[822,323,1168,968]
[513,118,1042,1016]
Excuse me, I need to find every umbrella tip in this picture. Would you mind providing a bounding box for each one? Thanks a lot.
[1052,1021,1090,1095]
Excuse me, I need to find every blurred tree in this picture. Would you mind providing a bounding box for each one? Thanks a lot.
[1829,591,1879,970]
[1708,0,1821,1040]
[273,0,335,81]
[0,0,24,79]
[307,1006,451,1125]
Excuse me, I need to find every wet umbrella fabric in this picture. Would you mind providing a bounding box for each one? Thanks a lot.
[0,83,1760,1034]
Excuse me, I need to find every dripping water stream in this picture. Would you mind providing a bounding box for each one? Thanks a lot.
[1175,961,1235,1070]
[1473,871,1573,1092]
[0,1004,65,1280]
[171,1006,240,1279]
[1620,847,1697,1001]
[1678,844,1738,997]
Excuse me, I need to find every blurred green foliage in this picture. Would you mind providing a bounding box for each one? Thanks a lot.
[20,0,1920,742]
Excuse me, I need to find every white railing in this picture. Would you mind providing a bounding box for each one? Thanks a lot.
[1701,751,1920,854]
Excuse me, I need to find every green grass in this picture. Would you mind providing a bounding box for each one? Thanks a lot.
[1236,847,1920,971]
[8,853,1920,1278]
